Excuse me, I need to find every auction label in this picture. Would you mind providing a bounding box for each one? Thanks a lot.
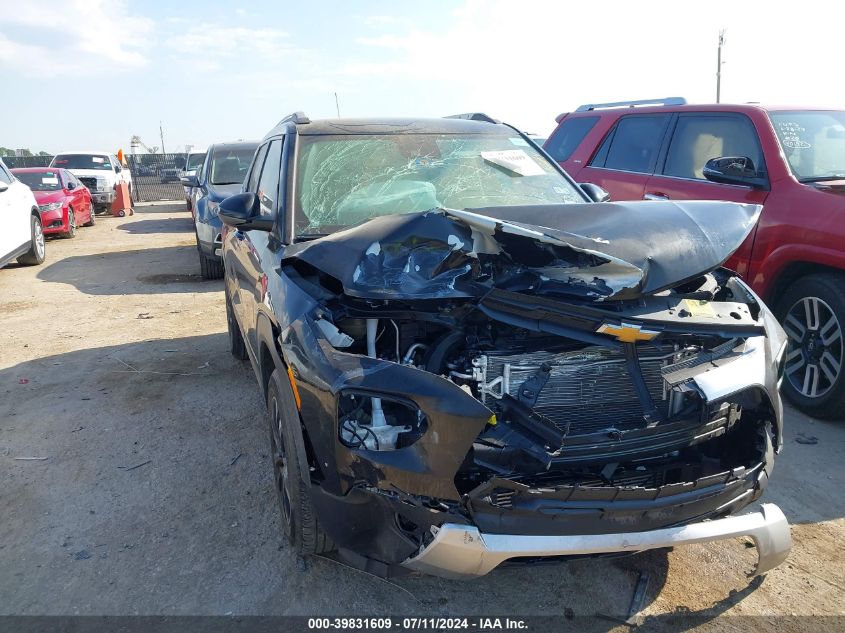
[308,617,529,630]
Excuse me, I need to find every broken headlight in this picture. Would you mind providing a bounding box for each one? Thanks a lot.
[337,391,427,451]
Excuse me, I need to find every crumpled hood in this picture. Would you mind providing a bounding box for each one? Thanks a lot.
[283,200,762,301]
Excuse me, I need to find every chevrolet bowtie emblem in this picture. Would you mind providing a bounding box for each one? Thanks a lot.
[597,322,659,343]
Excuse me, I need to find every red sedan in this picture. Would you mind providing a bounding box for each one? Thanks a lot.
[11,167,94,238]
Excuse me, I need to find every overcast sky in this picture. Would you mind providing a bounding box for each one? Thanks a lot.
[0,0,842,154]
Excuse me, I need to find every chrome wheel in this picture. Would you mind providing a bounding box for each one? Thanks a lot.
[269,396,293,536]
[34,220,45,259]
[783,296,843,398]
[67,209,76,237]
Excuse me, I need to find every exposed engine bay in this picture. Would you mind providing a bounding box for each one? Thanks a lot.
[281,202,785,495]
[321,277,777,499]
[270,200,788,575]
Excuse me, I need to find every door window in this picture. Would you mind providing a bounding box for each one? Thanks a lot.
[246,144,269,194]
[590,114,670,174]
[663,114,764,180]
[199,151,211,184]
[256,140,283,216]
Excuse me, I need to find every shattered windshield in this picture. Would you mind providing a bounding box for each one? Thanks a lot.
[294,133,585,235]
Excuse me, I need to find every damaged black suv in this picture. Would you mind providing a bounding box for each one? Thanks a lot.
[219,112,792,579]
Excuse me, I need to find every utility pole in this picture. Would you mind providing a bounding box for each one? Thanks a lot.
[334,92,341,118]
[159,121,167,155]
[716,29,726,103]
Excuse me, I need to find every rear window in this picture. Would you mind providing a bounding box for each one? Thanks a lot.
[544,116,599,162]
[589,114,670,174]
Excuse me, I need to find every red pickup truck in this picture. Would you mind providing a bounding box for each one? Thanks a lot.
[546,99,845,418]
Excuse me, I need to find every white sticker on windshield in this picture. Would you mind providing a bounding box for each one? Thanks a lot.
[41,177,59,184]
[481,149,545,176]
[509,137,529,147]
[92,156,104,163]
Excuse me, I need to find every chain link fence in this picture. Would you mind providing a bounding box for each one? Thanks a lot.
[1,153,191,203]
[125,153,189,203]
[1,155,54,168]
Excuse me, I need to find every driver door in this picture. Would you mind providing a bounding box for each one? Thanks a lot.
[225,142,267,347]
[644,113,770,276]
[231,138,284,353]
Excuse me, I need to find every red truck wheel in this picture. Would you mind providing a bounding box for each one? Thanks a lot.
[777,274,845,420]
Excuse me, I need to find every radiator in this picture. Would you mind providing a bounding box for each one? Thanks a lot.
[479,346,676,435]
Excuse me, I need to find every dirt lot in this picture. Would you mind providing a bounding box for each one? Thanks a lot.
[1,204,843,628]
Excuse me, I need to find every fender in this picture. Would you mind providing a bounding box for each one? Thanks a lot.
[751,243,845,300]
[256,310,314,488]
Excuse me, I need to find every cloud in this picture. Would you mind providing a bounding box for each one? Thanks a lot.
[166,24,296,71]
[338,0,845,134]
[362,15,408,27]
[355,35,408,49]
[0,0,153,77]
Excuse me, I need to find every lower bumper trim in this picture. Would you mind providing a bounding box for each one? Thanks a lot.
[402,503,791,579]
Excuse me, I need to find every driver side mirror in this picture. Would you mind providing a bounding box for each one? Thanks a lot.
[0,182,8,193]
[579,182,611,203]
[67,182,76,190]
[703,156,768,189]
[219,193,273,231]
[180,175,199,188]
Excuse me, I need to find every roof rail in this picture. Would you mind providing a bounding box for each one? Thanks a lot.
[574,97,686,112]
[277,111,311,126]
[445,112,500,124]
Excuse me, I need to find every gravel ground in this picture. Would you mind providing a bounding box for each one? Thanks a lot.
[0,203,842,629]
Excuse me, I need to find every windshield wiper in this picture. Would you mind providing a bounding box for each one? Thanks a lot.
[799,175,845,183]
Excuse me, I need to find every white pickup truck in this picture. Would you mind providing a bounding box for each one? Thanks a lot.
[50,151,132,213]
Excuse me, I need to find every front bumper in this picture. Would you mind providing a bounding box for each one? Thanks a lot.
[196,215,224,258]
[39,209,66,234]
[403,503,791,579]
[91,191,115,206]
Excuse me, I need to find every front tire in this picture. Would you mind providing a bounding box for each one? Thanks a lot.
[267,369,333,555]
[17,214,46,266]
[777,273,845,419]
[82,204,95,227]
[199,253,224,279]
[64,208,77,238]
